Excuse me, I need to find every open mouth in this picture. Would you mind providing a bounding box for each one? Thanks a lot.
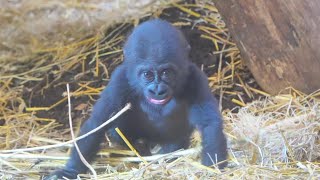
[148,96,171,105]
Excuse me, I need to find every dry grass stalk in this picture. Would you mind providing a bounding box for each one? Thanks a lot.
[0,1,319,179]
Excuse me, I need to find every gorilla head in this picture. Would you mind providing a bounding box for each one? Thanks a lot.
[123,19,191,105]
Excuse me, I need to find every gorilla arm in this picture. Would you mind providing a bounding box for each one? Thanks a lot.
[187,65,228,168]
[50,65,130,179]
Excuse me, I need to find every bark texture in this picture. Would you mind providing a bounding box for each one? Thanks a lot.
[214,0,320,94]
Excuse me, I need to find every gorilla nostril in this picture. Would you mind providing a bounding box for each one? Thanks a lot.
[158,90,167,96]
[148,89,156,95]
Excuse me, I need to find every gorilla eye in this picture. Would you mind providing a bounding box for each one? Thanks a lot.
[162,69,172,77]
[143,71,154,80]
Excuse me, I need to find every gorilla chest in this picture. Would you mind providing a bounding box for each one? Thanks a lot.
[134,100,191,141]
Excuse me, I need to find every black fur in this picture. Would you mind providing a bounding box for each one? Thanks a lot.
[46,19,227,179]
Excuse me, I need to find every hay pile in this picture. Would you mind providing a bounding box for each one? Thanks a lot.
[0,0,319,179]
[0,0,178,63]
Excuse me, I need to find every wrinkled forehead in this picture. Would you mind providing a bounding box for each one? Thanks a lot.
[129,40,182,63]
[135,61,179,72]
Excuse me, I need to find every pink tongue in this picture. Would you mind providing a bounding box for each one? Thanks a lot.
[149,98,169,105]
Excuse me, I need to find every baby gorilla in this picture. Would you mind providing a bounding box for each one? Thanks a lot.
[47,19,227,179]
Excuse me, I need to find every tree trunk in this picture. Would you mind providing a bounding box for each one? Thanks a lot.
[213,0,320,94]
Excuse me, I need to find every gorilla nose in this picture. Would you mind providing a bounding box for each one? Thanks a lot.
[147,85,168,99]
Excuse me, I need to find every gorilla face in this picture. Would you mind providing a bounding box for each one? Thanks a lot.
[136,62,178,105]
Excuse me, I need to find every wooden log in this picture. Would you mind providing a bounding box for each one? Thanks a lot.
[213,0,320,94]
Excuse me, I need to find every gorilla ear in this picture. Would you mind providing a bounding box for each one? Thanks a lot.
[123,39,132,60]
[123,47,128,58]
[177,30,191,54]
[186,43,191,52]
[182,38,191,56]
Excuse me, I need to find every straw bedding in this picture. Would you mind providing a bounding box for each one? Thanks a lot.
[0,1,319,179]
